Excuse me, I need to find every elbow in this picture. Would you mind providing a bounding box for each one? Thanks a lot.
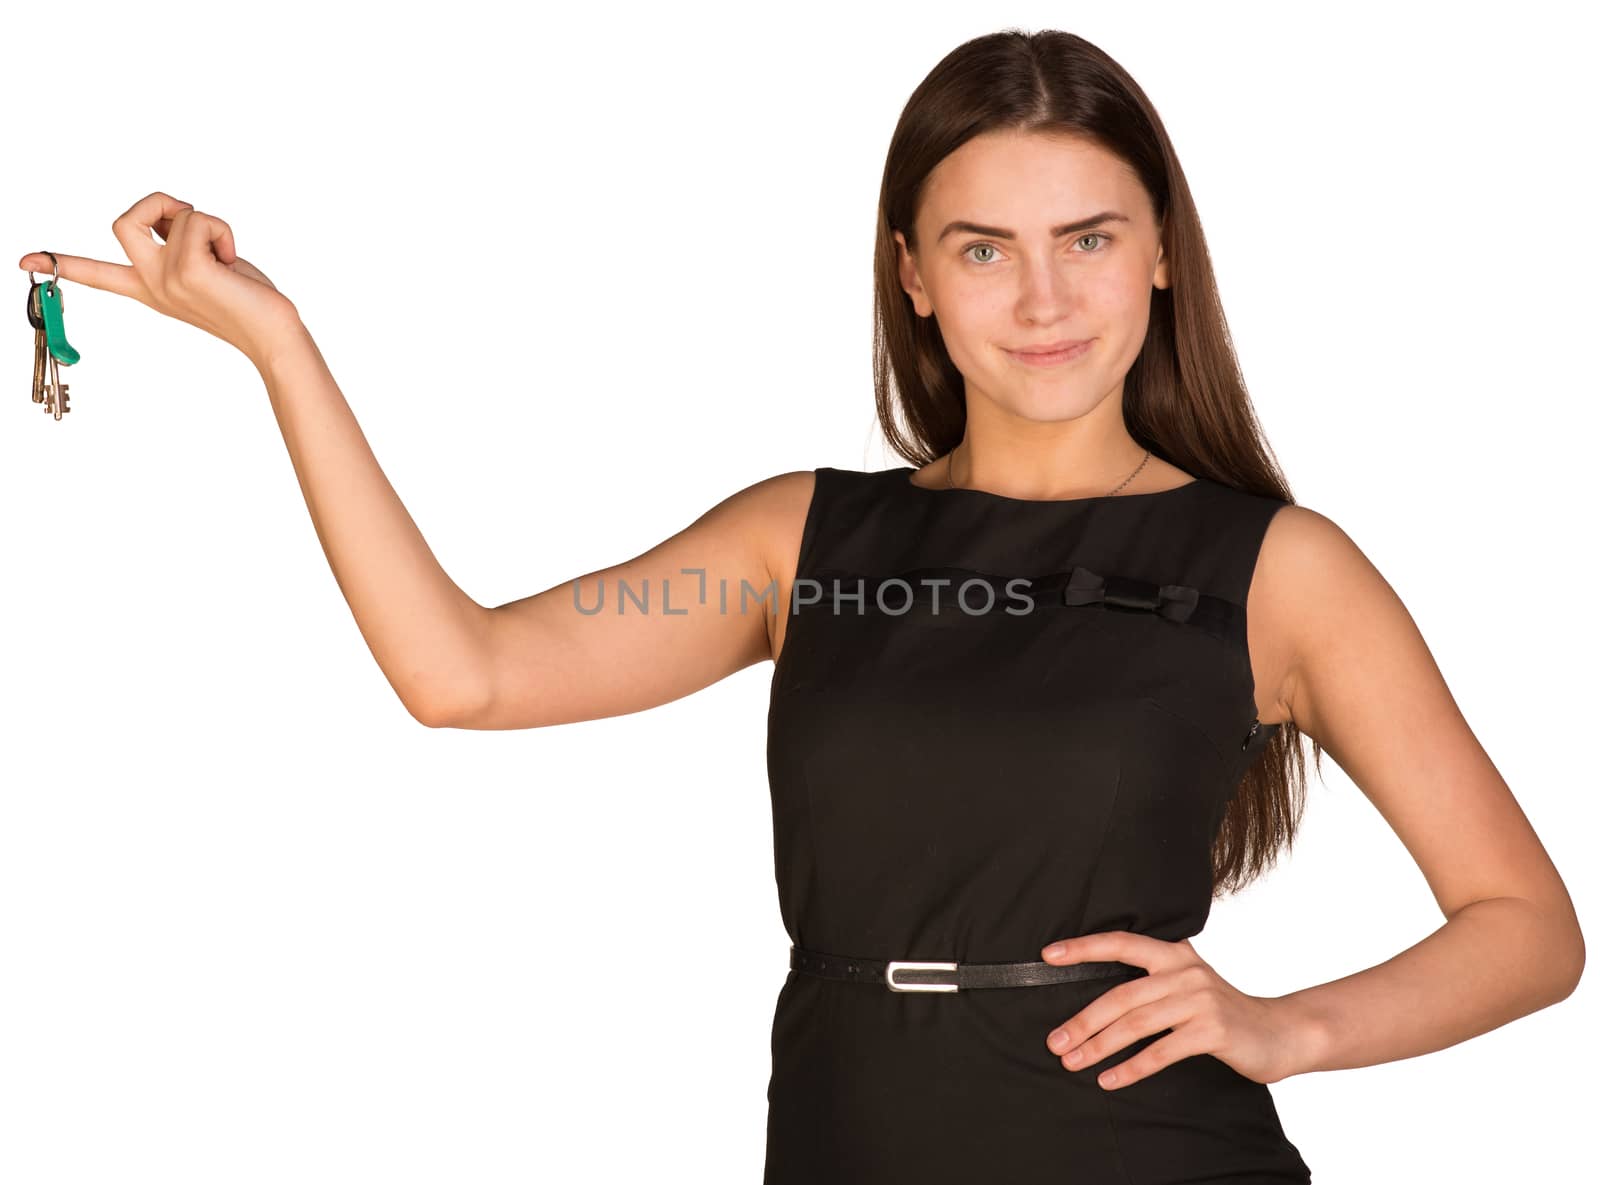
[405,682,493,730]
[408,699,458,729]
[1551,897,1586,1000]
[400,637,497,729]
[1533,906,1585,1004]
[1558,926,1586,1001]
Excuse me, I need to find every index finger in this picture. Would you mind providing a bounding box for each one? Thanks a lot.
[17,249,138,299]
[1041,929,1174,973]
[16,191,195,299]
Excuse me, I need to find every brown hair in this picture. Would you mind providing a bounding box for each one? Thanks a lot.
[870,27,1319,897]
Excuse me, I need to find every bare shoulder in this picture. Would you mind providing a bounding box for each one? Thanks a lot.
[675,465,816,590]
[1255,501,1387,616]
[752,468,820,571]
[1257,501,1362,576]
[678,463,819,601]
[737,469,819,661]
[746,467,820,520]
[1250,500,1413,731]
[685,467,815,553]
[671,467,819,662]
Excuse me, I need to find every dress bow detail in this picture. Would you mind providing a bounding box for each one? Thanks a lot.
[1061,566,1200,624]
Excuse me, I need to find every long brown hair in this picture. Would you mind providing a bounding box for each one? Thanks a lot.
[870,28,1319,897]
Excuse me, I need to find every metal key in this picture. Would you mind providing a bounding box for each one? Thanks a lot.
[45,350,69,419]
[26,282,46,404]
[30,254,79,421]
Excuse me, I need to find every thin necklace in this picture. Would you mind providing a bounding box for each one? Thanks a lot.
[945,443,1153,496]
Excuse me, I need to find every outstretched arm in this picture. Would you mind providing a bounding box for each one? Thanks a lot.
[238,310,807,730]
[21,192,804,730]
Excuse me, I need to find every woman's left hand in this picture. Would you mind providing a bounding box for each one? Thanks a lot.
[1039,931,1313,1089]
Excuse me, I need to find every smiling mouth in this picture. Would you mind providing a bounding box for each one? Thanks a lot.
[1006,340,1093,366]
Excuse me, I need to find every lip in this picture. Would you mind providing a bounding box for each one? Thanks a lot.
[1006,339,1093,366]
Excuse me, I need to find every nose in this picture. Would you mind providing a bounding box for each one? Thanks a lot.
[1013,255,1077,324]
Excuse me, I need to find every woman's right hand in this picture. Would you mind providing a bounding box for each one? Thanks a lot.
[18,191,304,370]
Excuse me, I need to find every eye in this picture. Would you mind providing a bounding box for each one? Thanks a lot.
[960,232,1113,266]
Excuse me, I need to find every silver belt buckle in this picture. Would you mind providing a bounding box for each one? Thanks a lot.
[885,960,959,992]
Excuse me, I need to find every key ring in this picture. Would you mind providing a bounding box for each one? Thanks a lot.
[28,251,61,297]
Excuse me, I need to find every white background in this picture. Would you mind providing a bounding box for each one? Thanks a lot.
[2,1,1594,1180]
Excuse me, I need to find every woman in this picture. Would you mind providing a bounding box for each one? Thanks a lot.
[20,27,1583,1185]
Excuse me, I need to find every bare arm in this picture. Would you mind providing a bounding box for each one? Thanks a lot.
[254,325,814,729]
[253,324,495,726]
[1251,507,1586,1076]
[20,192,811,731]
[457,469,814,731]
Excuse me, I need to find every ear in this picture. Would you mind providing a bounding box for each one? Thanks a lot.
[893,228,933,317]
[1153,234,1171,291]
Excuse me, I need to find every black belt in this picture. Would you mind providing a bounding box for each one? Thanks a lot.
[789,945,1147,993]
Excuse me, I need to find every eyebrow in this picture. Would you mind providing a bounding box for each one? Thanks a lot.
[936,211,1130,243]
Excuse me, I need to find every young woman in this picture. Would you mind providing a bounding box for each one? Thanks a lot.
[21,27,1583,1185]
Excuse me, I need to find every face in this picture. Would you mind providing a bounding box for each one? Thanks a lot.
[894,129,1169,422]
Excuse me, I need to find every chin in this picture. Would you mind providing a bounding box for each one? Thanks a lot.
[995,385,1104,423]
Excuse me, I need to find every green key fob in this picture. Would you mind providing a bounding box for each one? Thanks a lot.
[39,281,80,366]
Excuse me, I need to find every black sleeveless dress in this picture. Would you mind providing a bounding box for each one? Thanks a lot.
[764,464,1311,1184]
